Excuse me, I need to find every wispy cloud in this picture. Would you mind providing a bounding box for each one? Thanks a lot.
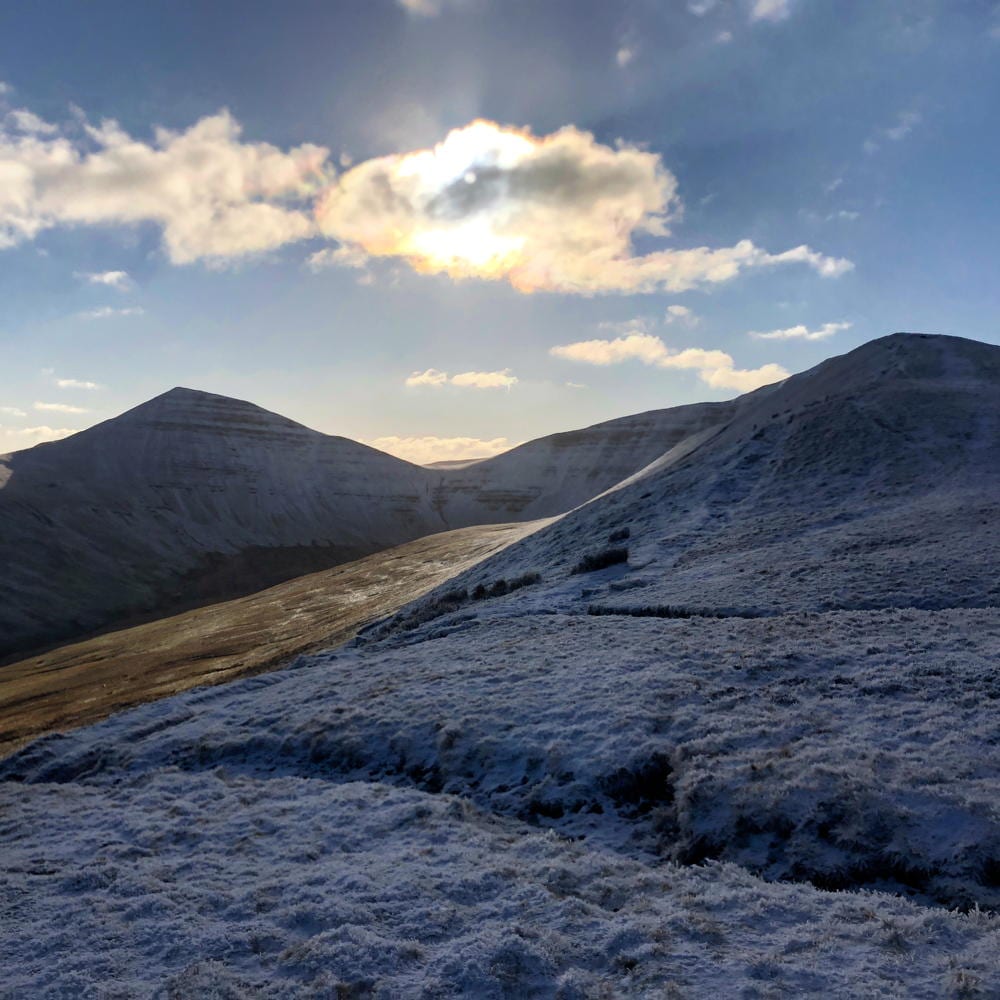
[316,119,851,295]
[79,306,144,320]
[616,46,636,67]
[5,109,58,135]
[33,401,89,414]
[749,321,851,341]
[55,377,103,390]
[550,333,789,392]
[369,434,515,465]
[0,405,26,417]
[865,110,922,154]
[665,304,700,326]
[750,0,794,23]
[405,367,518,390]
[78,269,131,290]
[396,0,472,16]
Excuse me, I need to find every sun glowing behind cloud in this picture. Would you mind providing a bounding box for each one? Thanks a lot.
[315,119,851,295]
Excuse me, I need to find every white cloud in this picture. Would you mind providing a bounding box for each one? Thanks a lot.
[688,0,718,14]
[449,369,518,389]
[0,109,328,262]
[405,368,450,388]
[34,401,89,414]
[0,405,26,417]
[369,434,515,465]
[565,382,587,390]
[665,304,699,326]
[550,332,789,392]
[315,119,851,295]
[749,320,851,341]
[616,47,635,67]
[750,0,793,22]
[79,269,131,290]
[0,424,76,453]
[79,306,144,320]
[55,377,102,390]
[405,367,518,389]
[5,109,58,135]
[715,30,734,43]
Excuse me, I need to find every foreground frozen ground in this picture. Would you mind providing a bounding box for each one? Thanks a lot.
[2,334,999,995]
[3,608,1000,996]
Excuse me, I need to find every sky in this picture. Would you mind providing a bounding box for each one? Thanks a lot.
[1,0,998,463]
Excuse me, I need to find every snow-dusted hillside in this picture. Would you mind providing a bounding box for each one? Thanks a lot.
[0,388,719,657]
[2,332,1000,995]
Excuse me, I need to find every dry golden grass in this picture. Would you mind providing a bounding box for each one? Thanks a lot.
[0,520,548,757]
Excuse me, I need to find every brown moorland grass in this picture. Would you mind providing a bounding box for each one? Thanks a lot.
[0,519,549,758]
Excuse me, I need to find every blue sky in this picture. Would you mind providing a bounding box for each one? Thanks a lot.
[1,0,998,462]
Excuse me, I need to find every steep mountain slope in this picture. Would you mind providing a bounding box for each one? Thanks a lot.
[3,333,1000,994]
[0,388,720,657]
[436,332,1000,615]
[0,388,441,657]
[430,399,734,523]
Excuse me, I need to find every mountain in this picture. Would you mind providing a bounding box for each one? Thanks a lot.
[3,333,1000,995]
[0,386,724,657]
[441,331,1000,616]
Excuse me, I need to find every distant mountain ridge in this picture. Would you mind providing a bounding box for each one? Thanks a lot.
[0,383,731,656]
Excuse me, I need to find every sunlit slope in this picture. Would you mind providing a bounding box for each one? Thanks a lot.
[0,519,545,757]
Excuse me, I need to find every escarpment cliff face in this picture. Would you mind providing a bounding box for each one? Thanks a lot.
[0,387,730,656]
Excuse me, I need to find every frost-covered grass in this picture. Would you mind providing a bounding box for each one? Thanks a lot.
[3,768,1000,997]
[3,335,1000,995]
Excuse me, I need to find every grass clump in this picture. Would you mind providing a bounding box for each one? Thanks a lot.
[570,547,629,575]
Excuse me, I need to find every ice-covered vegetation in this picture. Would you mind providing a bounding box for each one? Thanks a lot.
[3,333,1000,995]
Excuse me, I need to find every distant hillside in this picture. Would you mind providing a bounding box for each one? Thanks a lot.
[0,386,723,656]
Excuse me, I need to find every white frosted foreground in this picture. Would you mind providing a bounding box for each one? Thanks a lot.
[3,333,999,995]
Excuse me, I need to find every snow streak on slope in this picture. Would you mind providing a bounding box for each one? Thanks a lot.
[2,333,999,995]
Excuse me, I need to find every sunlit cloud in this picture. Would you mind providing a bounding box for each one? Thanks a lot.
[750,321,851,341]
[551,332,789,392]
[0,406,27,417]
[0,109,328,261]
[369,434,515,465]
[405,367,518,389]
[34,401,89,414]
[315,119,851,295]
[0,425,76,454]
[616,46,636,67]
[55,377,103,390]
[78,269,131,290]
